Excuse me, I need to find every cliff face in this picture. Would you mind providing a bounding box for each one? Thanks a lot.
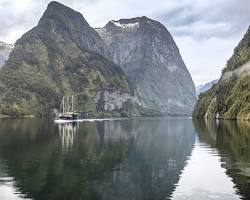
[193,26,250,120]
[96,17,196,116]
[0,1,196,117]
[0,2,140,117]
[0,41,13,67]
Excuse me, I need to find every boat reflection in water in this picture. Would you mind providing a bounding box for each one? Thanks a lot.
[0,118,196,200]
[0,118,248,199]
[58,122,79,152]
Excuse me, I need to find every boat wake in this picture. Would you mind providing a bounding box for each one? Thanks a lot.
[54,118,120,124]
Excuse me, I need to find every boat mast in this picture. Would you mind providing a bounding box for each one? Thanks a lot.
[72,95,74,112]
[67,96,70,113]
[62,96,64,114]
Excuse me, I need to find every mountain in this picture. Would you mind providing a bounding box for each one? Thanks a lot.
[196,79,218,96]
[96,17,196,116]
[0,41,13,67]
[0,1,141,117]
[0,1,196,117]
[193,26,250,120]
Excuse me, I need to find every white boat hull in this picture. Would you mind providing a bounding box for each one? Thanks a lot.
[54,118,119,124]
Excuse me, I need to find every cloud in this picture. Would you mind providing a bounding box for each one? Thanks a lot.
[1,0,248,42]
[156,0,250,40]
[0,0,249,85]
[0,0,96,43]
[175,35,241,85]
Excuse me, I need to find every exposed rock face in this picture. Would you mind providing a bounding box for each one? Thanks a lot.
[96,17,196,116]
[0,41,13,67]
[0,1,140,117]
[196,79,218,96]
[95,90,140,112]
[193,26,250,120]
[0,2,196,117]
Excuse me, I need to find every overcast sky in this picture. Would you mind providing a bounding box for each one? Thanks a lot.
[0,0,249,85]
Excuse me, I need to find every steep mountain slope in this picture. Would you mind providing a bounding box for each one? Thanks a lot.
[196,79,218,96]
[0,41,13,67]
[96,17,196,116]
[193,26,250,120]
[0,1,140,117]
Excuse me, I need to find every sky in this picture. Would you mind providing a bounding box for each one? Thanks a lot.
[0,0,249,85]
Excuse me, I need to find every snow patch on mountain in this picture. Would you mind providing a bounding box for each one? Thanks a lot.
[111,20,140,29]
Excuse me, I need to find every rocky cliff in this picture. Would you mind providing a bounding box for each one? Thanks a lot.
[0,1,196,117]
[96,17,196,116]
[0,41,13,67]
[193,26,250,120]
[0,1,140,117]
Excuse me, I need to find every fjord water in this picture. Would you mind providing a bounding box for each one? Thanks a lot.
[0,118,249,200]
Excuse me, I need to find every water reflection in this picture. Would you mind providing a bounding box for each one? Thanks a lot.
[193,119,250,200]
[0,118,196,200]
[0,118,248,199]
[171,140,240,200]
[58,123,78,152]
[103,118,196,200]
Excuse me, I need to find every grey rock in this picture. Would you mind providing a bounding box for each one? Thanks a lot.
[0,1,138,117]
[0,41,13,67]
[96,17,196,115]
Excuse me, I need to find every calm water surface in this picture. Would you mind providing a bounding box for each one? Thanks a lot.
[0,118,249,200]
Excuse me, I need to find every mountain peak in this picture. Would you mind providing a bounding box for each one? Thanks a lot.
[106,16,155,26]
[22,1,108,61]
[118,16,151,23]
[39,1,84,25]
[0,1,134,117]
[103,16,166,33]
[46,1,74,12]
[97,16,196,115]
[47,1,63,7]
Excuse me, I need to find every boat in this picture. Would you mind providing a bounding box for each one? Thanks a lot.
[55,95,80,122]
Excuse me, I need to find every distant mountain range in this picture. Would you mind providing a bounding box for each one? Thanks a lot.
[193,26,250,120]
[0,41,13,67]
[0,1,195,117]
[196,79,218,96]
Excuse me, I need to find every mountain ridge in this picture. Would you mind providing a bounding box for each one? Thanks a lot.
[0,1,141,117]
[196,79,218,96]
[193,26,250,120]
[0,1,196,117]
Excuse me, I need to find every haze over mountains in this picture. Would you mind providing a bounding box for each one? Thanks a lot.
[0,1,196,117]
[196,79,218,96]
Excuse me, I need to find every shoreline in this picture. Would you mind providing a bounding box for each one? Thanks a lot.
[0,114,249,121]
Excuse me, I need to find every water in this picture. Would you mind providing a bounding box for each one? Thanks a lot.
[0,117,249,200]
